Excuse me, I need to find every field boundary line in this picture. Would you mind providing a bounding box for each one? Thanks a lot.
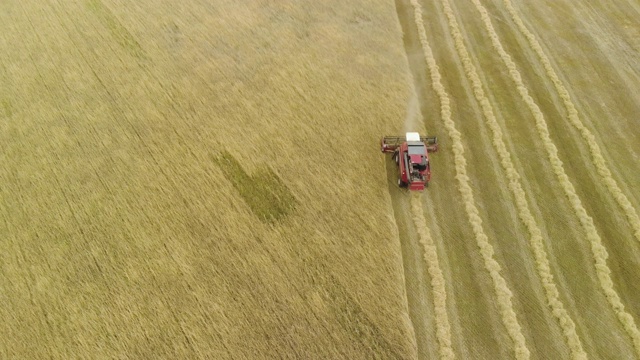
[410,194,455,359]
[425,0,589,357]
[501,0,640,245]
[409,1,529,358]
[469,0,640,355]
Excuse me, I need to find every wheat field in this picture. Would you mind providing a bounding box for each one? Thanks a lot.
[1,0,639,359]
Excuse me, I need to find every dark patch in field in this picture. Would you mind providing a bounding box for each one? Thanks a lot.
[162,22,183,53]
[349,10,372,26]
[214,151,296,223]
[1,99,12,118]
[86,0,146,59]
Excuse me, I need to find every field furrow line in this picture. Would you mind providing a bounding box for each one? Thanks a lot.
[15,0,113,282]
[7,5,118,356]
[423,0,589,357]
[409,1,530,358]
[502,0,640,245]
[468,0,640,355]
[410,194,455,360]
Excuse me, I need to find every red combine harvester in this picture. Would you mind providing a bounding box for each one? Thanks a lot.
[381,132,438,191]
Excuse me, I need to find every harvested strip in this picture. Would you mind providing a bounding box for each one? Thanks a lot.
[425,0,588,357]
[469,0,640,355]
[409,0,529,358]
[502,0,640,245]
[410,194,455,360]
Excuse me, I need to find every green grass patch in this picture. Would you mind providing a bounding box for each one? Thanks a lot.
[215,151,296,223]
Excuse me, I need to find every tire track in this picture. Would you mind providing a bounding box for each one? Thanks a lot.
[501,0,640,245]
[467,0,640,355]
[386,154,438,359]
[409,1,530,358]
[410,194,455,360]
[422,0,589,357]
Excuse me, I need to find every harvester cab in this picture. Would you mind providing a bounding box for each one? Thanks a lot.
[381,132,438,191]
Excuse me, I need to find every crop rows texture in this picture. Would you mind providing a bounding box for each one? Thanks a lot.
[410,194,455,359]
[466,0,640,355]
[409,0,529,358]
[502,0,640,246]
[424,0,590,357]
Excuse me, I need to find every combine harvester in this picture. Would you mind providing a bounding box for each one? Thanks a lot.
[381,132,438,191]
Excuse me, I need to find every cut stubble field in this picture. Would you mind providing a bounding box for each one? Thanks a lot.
[1,0,640,359]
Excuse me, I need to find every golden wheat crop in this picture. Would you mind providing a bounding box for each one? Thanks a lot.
[2,0,639,358]
[0,0,418,358]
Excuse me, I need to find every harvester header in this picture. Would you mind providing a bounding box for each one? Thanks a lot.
[381,132,438,153]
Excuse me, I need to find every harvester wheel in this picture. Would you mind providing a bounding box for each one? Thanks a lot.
[398,178,406,188]
[393,152,399,164]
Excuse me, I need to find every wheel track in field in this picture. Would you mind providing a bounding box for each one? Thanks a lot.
[431,0,590,357]
[500,0,640,246]
[386,166,438,359]
[409,194,455,359]
[468,0,640,355]
[409,0,529,358]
